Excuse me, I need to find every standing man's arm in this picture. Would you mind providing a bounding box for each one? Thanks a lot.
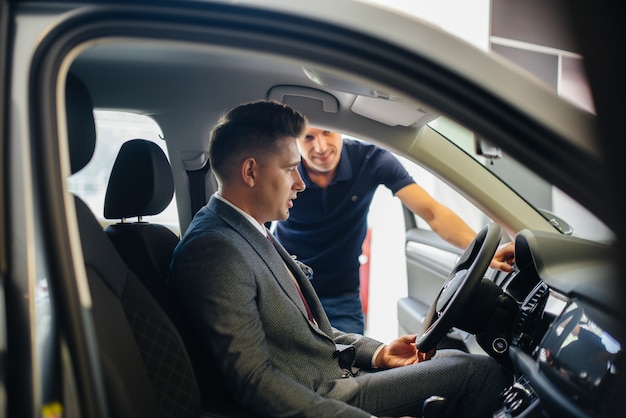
[395,183,514,272]
[395,183,476,248]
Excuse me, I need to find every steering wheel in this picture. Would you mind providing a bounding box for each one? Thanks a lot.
[416,223,502,352]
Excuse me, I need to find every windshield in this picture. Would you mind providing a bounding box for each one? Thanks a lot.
[428,116,614,243]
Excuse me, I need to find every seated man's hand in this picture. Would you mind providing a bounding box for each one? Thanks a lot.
[375,334,435,369]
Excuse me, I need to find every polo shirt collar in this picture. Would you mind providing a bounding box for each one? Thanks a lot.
[298,145,352,188]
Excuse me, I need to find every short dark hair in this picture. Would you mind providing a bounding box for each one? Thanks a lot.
[209,100,308,183]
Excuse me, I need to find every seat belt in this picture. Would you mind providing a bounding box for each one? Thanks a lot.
[186,162,211,218]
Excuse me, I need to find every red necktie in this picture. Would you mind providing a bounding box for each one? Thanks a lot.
[267,234,316,323]
[292,276,316,323]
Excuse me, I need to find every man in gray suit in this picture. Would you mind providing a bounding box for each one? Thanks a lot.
[168,100,511,417]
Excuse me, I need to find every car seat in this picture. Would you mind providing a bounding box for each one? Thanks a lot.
[66,73,256,417]
[102,138,255,414]
[65,73,210,417]
[103,138,181,314]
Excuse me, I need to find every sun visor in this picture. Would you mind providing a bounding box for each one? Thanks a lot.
[267,85,339,113]
[350,95,434,127]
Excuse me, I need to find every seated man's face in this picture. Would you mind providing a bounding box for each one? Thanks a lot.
[254,137,305,223]
[297,128,343,174]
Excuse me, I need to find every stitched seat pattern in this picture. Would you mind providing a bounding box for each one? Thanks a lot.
[126,306,202,418]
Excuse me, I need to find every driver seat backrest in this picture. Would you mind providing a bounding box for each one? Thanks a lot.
[65,73,203,418]
[101,141,261,418]
[101,139,219,409]
[69,80,258,417]
[103,138,181,310]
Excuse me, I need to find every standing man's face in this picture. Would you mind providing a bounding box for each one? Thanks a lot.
[253,138,305,223]
[297,128,343,175]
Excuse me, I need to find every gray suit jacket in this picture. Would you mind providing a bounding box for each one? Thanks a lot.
[168,196,382,417]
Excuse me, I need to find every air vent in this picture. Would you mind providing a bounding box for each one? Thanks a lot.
[511,282,549,349]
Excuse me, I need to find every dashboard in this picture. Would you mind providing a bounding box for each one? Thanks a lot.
[492,229,623,418]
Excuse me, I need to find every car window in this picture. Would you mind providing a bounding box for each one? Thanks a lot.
[67,111,179,231]
[397,153,491,233]
[356,1,612,244]
[428,116,615,243]
[358,114,614,244]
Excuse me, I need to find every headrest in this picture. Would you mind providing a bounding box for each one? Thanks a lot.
[104,139,175,220]
[66,73,96,174]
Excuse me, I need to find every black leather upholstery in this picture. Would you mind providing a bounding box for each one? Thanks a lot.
[103,139,179,284]
[66,74,96,175]
[75,196,202,417]
[101,139,215,407]
[104,139,175,220]
[68,76,257,417]
[66,73,203,418]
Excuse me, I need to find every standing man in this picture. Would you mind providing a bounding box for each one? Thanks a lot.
[167,100,511,417]
[274,128,515,334]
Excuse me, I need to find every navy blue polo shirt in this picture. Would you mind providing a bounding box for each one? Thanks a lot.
[274,139,415,297]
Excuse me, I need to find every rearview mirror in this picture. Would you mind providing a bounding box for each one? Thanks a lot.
[475,136,502,161]
[538,208,574,235]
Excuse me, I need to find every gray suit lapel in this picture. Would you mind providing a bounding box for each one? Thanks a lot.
[267,234,332,331]
[210,198,331,334]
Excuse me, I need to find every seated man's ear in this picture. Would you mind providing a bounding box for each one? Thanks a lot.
[241,157,258,187]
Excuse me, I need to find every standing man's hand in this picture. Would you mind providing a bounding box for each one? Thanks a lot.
[374,334,435,369]
[490,241,515,272]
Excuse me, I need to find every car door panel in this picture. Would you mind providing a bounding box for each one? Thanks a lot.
[398,227,462,336]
